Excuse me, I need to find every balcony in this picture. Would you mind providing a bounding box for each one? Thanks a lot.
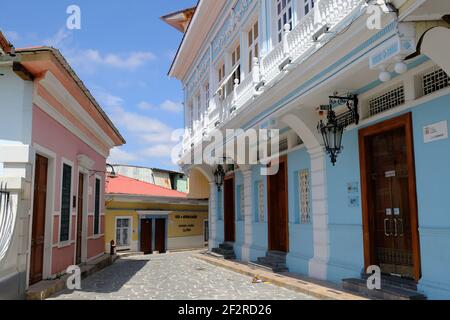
[183,0,366,154]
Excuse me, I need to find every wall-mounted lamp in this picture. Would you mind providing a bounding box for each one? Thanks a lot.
[89,164,117,178]
[317,94,359,166]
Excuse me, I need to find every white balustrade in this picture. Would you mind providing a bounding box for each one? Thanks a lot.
[182,0,365,155]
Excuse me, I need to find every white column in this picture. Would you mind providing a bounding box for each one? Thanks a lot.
[208,182,218,250]
[308,146,330,280]
[241,168,253,262]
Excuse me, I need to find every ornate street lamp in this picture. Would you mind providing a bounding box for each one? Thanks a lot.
[318,94,359,166]
[213,164,225,192]
[318,107,344,166]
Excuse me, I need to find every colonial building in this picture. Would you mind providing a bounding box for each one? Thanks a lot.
[169,0,450,299]
[104,175,208,253]
[0,35,125,298]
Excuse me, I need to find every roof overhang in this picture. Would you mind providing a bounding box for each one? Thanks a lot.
[17,47,126,146]
[161,7,196,33]
[0,31,13,55]
[168,0,226,80]
[106,193,208,205]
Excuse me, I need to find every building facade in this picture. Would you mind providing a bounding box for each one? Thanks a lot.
[112,164,189,193]
[169,0,450,299]
[0,41,124,298]
[104,175,208,253]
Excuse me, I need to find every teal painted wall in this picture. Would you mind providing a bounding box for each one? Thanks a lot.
[250,165,268,260]
[412,93,450,299]
[286,147,314,275]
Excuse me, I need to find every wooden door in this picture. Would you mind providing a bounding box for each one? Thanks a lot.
[267,156,289,252]
[76,173,84,265]
[30,154,48,285]
[359,113,421,280]
[140,219,153,254]
[155,218,166,253]
[223,175,235,242]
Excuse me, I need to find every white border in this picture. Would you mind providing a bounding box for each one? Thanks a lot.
[114,216,133,250]
[57,157,74,248]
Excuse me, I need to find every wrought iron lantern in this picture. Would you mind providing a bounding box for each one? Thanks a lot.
[318,107,344,166]
[318,94,359,166]
[213,164,225,192]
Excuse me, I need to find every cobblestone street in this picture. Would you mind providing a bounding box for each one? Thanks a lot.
[49,251,316,300]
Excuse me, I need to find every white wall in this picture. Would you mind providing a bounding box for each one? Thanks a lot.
[0,65,34,299]
[168,235,206,250]
[0,66,33,145]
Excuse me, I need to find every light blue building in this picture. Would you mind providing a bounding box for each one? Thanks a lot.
[168,0,450,299]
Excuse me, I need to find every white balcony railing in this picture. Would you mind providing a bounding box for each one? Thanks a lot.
[183,0,365,153]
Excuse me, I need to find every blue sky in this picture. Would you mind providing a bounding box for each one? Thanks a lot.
[1,0,197,170]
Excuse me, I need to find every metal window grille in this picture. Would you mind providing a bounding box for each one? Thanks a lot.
[423,67,450,96]
[279,138,288,152]
[298,169,311,224]
[240,186,245,221]
[258,181,265,222]
[369,86,405,117]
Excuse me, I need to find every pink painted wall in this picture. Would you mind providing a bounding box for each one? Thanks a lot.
[32,105,107,275]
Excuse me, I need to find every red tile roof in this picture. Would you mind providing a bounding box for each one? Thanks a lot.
[106,175,187,198]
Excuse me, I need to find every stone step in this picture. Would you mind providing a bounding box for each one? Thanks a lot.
[211,247,236,260]
[219,243,234,250]
[249,261,289,273]
[258,256,286,264]
[360,273,417,291]
[266,250,288,258]
[342,278,426,300]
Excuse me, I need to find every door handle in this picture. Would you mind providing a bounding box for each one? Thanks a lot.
[384,218,391,237]
[396,218,404,237]
[393,219,398,237]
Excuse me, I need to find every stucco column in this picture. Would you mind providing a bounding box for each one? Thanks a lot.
[240,168,253,262]
[308,146,330,280]
[208,181,218,250]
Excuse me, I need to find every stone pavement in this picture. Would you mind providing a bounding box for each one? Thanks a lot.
[48,251,316,300]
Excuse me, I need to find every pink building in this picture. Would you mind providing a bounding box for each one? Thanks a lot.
[0,41,125,298]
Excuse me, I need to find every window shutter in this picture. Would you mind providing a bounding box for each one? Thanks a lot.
[60,164,72,242]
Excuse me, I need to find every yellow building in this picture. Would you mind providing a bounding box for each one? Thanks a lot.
[104,175,208,253]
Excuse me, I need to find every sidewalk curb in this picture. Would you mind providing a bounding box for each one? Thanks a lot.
[26,254,118,300]
[194,253,367,300]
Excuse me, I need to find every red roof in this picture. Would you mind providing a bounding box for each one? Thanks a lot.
[106,175,187,198]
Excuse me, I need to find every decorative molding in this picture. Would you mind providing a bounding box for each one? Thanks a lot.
[186,49,211,101]
[33,94,109,158]
[211,0,255,61]
[77,154,95,170]
[39,71,115,148]
[258,180,265,222]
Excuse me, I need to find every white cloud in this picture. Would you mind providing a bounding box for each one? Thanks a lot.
[43,28,72,47]
[140,144,174,158]
[137,101,154,110]
[108,148,138,164]
[94,89,182,167]
[160,100,183,113]
[72,49,156,72]
[31,28,156,74]
[4,31,20,42]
